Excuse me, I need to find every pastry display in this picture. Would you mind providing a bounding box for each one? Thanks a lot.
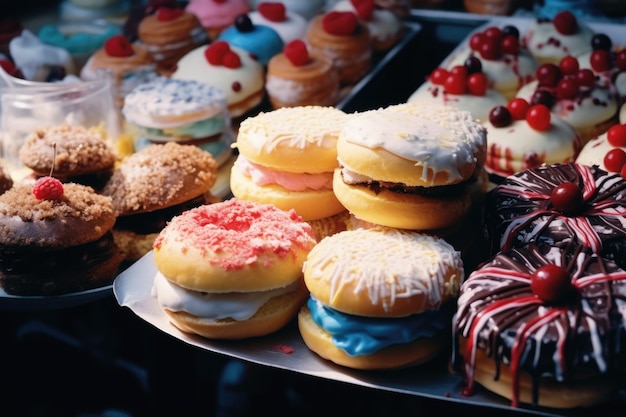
[248,2,308,45]
[230,105,349,237]
[122,77,234,166]
[299,227,464,370]
[185,0,251,40]
[217,13,284,66]
[0,180,122,296]
[101,142,218,262]
[483,100,581,182]
[266,40,341,109]
[171,41,265,122]
[334,104,486,231]
[152,198,317,340]
[18,123,118,191]
[454,241,626,408]
[305,11,372,87]
[137,5,209,76]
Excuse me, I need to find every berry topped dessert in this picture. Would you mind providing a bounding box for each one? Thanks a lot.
[576,32,626,102]
[218,13,284,66]
[576,122,626,174]
[248,2,308,44]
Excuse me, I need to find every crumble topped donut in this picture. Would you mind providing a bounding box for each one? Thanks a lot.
[298,227,464,370]
[485,162,626,258]
[454,241,626,408]
[0,182,122,296]
[152,199,317,340]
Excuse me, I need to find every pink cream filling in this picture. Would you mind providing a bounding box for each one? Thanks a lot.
[234,155,334,192]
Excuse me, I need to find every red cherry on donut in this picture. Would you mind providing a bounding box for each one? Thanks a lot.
[604,148,626,173]
[551,182,584,214]
[559,56,579,75]
[489,105,511,127]
[443,72,466,95]
[553,11,578,35]
[467,72,488,96]
[531,264,572,304]
[322,11,358,36]
[479,37,501,60]
[507,98,530,120]
[429,67,449,85]
[500,34,520,55]
[590,49,611,72]
[576,69,596,89]
[607,124,626,148]
[556,77,579,100]
[104,35,134,58]
[469,32,486,52]
[526,104,551,131]
[284,40,310,66]
[258,2,287,22]
[536,63,561,87]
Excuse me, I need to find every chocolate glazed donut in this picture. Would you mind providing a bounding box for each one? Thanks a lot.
[453,241,626,408]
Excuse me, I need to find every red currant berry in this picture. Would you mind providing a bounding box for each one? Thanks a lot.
[556,77,579,99]
[616,49,626,71]
[551,182,584,214]
[536,63,561,87]
[449,65,467,77]
[484,26,503,41]
[489,105,511,127]
[500,35,520,55]
[469,32,486,52]
[507,98,530,120]
[576,69,596,88]
[479,38,501,60]
[526,104,551,131]
[607,124,626,147]
[33,176,64,201]
[467,72,488,96]
[444,73,466,94]
[531,264,572,304]
[559,56,579,75]
[590,50,611,72]
[553,11,578,35]
[430,67,449,85]
[604,148,626,173]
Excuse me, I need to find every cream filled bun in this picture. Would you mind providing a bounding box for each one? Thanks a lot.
[230,106,350,222]
[335,104,486,230]
[298,227,464,370]
[152,199,317,340]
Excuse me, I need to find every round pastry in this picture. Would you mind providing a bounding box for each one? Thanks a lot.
[521,11,594,65]
[454,241,626,408]
[406,65,508,123]
[152,198,317,340]
[101,142,217,262]
[18,123,118,191]
[230,106,349,222]
[248,2,308,45]
[329,0,404,52]
[0,180,122,296]
[484,162,626,258]
[185,0,251,40]
[266,40,341,109]
[9,29,75,82]
[483,101,582,182]
[137,5,209,76]
[298,227,464,370]
[305,11,372,86]
[172,41,265,121]
[576,122,626,174]
[515,57,619,145]
[335,104,486,230]
[443,24,537,100]
[248,0,326,20]
[217,14,284,66]
[122,76,234,166]
[80,34,156,109]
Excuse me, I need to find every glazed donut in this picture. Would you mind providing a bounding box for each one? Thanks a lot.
[454,241,626,408]
[485,162,626,258]
[334,105,486,230]
[231,106,349,221]
[298,227,463,370]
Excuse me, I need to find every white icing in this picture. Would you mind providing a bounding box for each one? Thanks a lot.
[522,19,594,64]
[152,271,299,321]
[575,130,624,171]
[248,10,308,44]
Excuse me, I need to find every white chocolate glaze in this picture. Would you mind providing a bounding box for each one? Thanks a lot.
[248,9,308,44]
[576,129,626,172]
[522,18,594,64]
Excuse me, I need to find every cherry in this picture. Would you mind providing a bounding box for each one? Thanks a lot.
[591,33,612,51]
[607,124,626,147]
[258,2,286,22]
[479,37,501,60]
[464,56,482,74]
[443,72,466,94]
[322,11,358,36]
[526,104,551,131]
[467,72,488,96]
[576,69,596,88]
[469,32,486,52]
[556,77,579,99]
[616,49,626,71]
[590,49,611,72]
[449,65,467,77]
[536,63,561,87]
[559,56,579,76]
[531,90,555,108]
[33,176,64,201]
[621,163,626,180]
[489,105,511,127]
[429,67,448,85]
[484,26,503,41]
[553,11,578,35]
[531,264,572,304]
[551,181,584,213]
[507,98,530,120]
[604,148,626,173]
[284,40,310,66]
[104,35,134,58]
[501,35,520,55]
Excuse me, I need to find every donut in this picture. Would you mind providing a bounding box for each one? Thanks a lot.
[0,182,122,296]
[18,123,117,191]
[484,162,626,259]
[454,241,626,408]
[230,106,349,221]
[298,227,464,370]
[334,104,486,230]
[101,142,218,262]
[152,199,317,340]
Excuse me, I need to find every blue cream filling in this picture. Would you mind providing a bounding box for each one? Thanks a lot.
[307,297,449,357]
[137,117,228,141]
